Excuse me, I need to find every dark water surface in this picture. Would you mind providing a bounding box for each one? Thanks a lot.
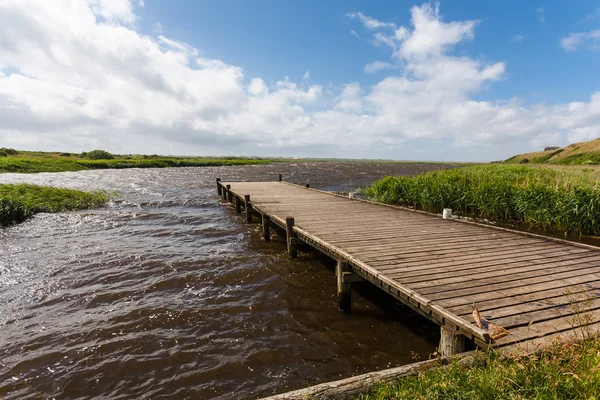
[0,163,453,400]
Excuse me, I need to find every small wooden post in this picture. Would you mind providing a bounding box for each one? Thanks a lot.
[278,174,282,182]
[226,185,232,202]
[222,184,227,200]
[244,195,252,223]
[336,260,352,312]
[234,196,241,214]
[286,216,297,258]
[216,178,222,195]
[262,214,271,241]
[305,184,310,189]
[439,326,466,357]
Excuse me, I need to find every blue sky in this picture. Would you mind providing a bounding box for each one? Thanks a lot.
[138,1,600,104]
[1,1,599,161]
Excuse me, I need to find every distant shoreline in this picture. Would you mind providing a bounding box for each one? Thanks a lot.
[0,149,471,174]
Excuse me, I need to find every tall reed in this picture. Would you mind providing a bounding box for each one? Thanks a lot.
[365,165,600,236]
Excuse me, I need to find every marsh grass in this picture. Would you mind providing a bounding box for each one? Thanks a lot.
[0,184,108,226]
[0,153,274,173]
[356,336,600,400]
[365,165,600,236]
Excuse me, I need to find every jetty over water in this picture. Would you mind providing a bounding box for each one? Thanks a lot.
[216,178,600,356]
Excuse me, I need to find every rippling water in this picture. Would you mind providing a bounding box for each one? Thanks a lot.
[0,163,453,399]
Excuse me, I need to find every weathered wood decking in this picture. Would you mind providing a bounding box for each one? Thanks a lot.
[217,179,600,354]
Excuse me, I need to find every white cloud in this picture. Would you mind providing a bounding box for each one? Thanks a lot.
[303,71,310,80]
[90,0,137,25]
[560,30,600,51]
[0,1,599,161]
[346,12,395,30]
[536,6,546,24]
[511,35,525,43]
[364,61,394,74]
[350,29,359,39]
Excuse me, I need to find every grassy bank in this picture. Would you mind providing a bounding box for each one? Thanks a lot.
[365,165,600,236]
[357,337,600,399]
[0,184,108,226]
[504,138,600,165]
[0,150,276,173]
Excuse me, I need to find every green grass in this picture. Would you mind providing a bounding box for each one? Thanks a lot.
[356,338,600,400]
[364,165,600,236]
[0,184,109,226]
[0,152,275,173]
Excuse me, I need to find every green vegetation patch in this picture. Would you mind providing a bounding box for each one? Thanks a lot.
[0,184,108,226]
[357,338,600,400]
[365,165,600,236]
[0,152,275,173]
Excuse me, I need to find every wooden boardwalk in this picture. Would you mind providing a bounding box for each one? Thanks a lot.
[217,179,600,354]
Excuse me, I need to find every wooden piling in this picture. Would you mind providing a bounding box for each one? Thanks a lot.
[235,196,241,214]
[286,216,297,258]
[262,214,271,242]
[439,326,466,357]
[244,195,253,223]
[222,184,227,200]
[336,260,352,312]
[278,174,282,182]
[216,178,222,195]
[226,185,232,202]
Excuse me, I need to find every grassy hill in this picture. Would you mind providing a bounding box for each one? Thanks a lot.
[504,138,600,165]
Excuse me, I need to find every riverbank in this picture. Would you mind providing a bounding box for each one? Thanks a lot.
[365,164,600,236]
[0,184,108,226]
[0,150,276,173]
[357,336,600,399]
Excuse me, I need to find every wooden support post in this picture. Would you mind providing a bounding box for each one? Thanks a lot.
[278,174,282,182]
[226,185,232,202]
[439,326,466,357]
[336,260,352,312]
[234,196,241,214]
[244,195,252,223]
[216,178,222,195]
[222,184,227,200]
[305,184,310,189]
[262,214,271,241]
[286,216,297,258]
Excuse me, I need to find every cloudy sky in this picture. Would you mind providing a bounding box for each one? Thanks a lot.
[1,1,599,161]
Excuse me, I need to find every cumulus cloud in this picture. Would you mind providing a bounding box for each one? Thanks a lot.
[0,1,600,160]
[560,30,600,51]
[364,61,395,74]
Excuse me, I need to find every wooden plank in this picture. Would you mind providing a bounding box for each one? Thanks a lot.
[440,273,600,309]
[489,294,600,329]
[492,307,600,347]
[410,254,600,293]
[371,247,590,273]
[367,245,578,269]
[341,237,550,258]
[397,252,600,285]
[428,268,600,303]
[418,258,600,298]
[451,282,600,318]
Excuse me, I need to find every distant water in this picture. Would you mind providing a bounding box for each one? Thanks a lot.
[0,163,452,399]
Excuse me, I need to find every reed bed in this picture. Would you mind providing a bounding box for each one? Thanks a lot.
[0,156,273,173]
[365,165,600,236]
[0,184,108,226]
